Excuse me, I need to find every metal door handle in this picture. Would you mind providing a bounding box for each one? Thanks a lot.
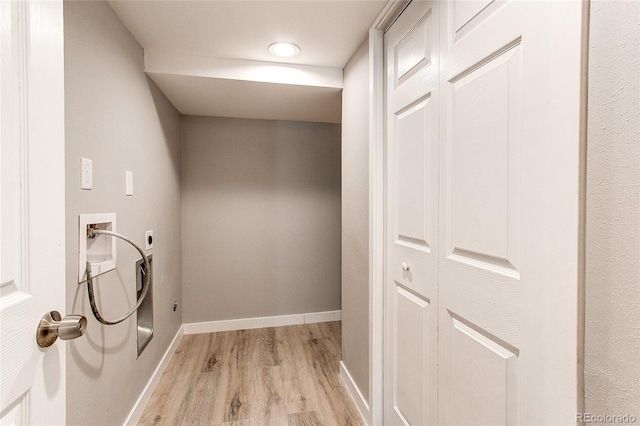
[36,311,87,348]
[402,262,410,271]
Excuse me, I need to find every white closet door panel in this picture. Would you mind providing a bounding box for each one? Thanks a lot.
[391,285,432,425]
[383,0,584,424]
[384,1,440,424]
[438,1,584,425]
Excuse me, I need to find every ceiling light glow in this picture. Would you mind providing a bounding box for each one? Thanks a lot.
[269,42,301,58]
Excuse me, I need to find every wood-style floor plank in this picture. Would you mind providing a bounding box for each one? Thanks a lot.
[288,410,324,426]
[139,321,363,426]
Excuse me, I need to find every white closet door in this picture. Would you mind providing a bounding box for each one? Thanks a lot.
[437,1,584,425]
[384,1,440,424]
[383,0,585,424]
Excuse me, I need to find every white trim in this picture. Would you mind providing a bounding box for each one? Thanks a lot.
[182,310,342,335]
[340,361,371,426]
[370,0,410,31]
[368,25,385,426]
[123,325,185,426]
[303,310,342,324]
[368,2,408,425]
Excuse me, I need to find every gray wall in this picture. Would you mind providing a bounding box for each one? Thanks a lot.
[585,0,640,417]
[341,37,371,402]
[64,2,183,425]
[182,116,341,323]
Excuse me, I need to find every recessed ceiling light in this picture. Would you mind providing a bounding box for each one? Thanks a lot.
[269,42,301,58]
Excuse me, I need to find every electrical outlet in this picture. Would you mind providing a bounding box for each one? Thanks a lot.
[145,230,153,250]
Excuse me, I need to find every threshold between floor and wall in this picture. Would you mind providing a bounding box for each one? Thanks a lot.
[125,311,368,425]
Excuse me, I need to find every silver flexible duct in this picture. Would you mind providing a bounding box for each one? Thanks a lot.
[86,229,150,325]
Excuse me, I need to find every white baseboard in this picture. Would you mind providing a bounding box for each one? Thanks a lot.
[340,361,371,426]
[124,325,184,426]
[183,310,342,335]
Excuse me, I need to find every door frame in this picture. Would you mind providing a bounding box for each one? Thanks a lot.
[366,1,588,424]
[367,2,409,424]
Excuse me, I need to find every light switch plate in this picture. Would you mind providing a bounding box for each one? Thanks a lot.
[81,158,92,190]
[125,171,133,196]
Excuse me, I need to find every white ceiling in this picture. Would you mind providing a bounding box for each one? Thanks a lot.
[108,0,388,123]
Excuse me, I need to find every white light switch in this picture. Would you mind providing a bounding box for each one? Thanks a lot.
[81,157,92,190]
[125,171,133,196]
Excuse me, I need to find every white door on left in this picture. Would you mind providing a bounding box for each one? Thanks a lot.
[0,1,66,424]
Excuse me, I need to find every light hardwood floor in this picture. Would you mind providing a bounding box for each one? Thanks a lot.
[139,321,364,426]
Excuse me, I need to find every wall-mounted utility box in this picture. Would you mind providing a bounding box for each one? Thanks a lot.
[78,213,116,283]
[136,254,153,358]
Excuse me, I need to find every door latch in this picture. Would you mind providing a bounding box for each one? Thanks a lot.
[36,311,87,348]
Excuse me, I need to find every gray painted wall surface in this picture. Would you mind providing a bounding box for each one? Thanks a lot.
[341,37,370,402]
[64,2,183,425]
[585,0,640,418]
[182,116,341,323]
